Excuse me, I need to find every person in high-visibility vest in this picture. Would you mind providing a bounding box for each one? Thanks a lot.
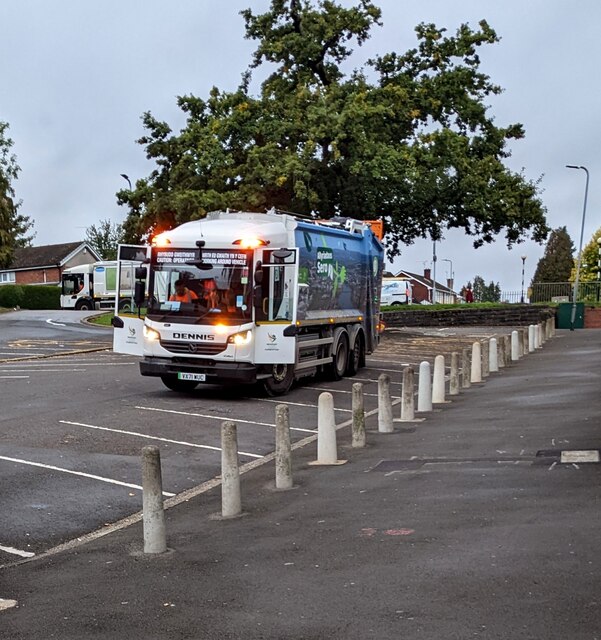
[169,279,199,303]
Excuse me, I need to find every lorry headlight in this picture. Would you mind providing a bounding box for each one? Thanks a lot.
[227,330,252,346]
[143,325,161,341]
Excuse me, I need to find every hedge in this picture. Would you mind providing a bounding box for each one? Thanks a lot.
[0,285,61,310]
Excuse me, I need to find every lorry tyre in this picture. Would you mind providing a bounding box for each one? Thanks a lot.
[346,331,365,376]
[160,375,198,392]
[75,299,93,311]
[327,328,349,381]
[118,299,133,312]
[263,363,294,396]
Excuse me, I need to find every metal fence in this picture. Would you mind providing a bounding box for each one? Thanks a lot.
[501,282,601,304]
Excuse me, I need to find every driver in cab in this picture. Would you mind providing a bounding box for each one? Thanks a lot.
[169,279,199,304]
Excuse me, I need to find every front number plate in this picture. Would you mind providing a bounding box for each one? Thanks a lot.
[177,372,206,382]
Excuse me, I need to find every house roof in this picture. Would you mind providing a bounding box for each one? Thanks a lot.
[2,242,100,271]
[395,269,456,294]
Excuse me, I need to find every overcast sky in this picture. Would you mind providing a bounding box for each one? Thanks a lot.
[2,0,600,293]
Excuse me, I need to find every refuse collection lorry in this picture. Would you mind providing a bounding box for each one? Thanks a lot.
[60,260,137,311]
[112,209,385,395]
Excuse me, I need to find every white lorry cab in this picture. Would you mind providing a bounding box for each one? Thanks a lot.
[380,278,412,306]
[60,259,140,311]
[112,209,384,395]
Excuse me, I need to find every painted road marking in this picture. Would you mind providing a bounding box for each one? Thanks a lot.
[0,376,29,379]
[253,397,351,413]
[560,450,600,463]
[354,376,402,385]
[314,386,400,399]
[59,420,263,459]
[0,544,35,558]
[135,406,317,434]
[0,598,18,610]
[0,369,86,373]
[0,362,135,368]
[45,319,67,327]
[0,455,175,497]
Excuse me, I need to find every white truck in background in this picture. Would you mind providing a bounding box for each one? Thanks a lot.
[380,278,412,306]
[60,260,137,311]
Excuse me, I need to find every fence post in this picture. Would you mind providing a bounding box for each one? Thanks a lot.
[275,405,293,490]
[142,445,167,554]
[352,382,366,448]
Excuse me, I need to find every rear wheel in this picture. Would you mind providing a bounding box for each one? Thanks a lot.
[346,331,364,376]
[118,298,134,312]
[327,328,349,381]
[263,363,295,396]
[160,376,198,393]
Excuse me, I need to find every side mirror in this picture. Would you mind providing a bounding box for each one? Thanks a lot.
[134,281,145,308]
[135,267,147,281]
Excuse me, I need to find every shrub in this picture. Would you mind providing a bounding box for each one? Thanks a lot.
[0,285,61,309]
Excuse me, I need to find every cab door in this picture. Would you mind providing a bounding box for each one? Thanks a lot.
[253,249,298,364]
[112,244,148,356]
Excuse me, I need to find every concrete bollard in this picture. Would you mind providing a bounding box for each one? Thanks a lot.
[400,366,415,421]
[221,421,242,518]
[482,340,490,378]
[351,383,366,448]
[548,316,555,338]
[470,342,482,383]
[142,445,167,554]
[378,373,394,433]
[432,355,446,403]
[489,338,498,373]
[528,325,535,353]
[449,352,460,396]
[311,392,345,465]
[534,324,541,349]
[497,336,506,368]
[417,361,432,412]
[522,327,529,355]
[503,335,512,364]
[511,331,520,361]
[461,348,471,388]
[275,404,293,489]
[517,330,525,358]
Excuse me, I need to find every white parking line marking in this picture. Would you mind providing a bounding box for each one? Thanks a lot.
[366,358,412,366]
[0,455,175,497]
[0,544,35,558]
[59,420,263,459]
[135,406,317,434]
[253,398,352,413]
[313,386,400,399]
[0,369,86,373]
[353,377,402,385]
[0,362,134,369]
[45,319,67,327]
[0,376,29,379]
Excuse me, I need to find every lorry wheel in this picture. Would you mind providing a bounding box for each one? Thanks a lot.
[160,376,198,392]
[118,299,133,312]
[327,328,349,381]
[75,299,93,311]
[263,364,294,396]
[346,332,364,376]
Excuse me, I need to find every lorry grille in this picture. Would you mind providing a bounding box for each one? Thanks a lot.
[160,340,227,356]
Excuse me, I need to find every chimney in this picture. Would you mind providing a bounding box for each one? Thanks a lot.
[424,268,431,280]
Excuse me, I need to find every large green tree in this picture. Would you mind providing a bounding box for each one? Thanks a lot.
[576,227,601,282]
[118,0,548,255]
[0,122,34,268]
[531,226,574,283]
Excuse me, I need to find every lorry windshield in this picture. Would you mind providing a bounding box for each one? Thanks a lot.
[148,248,252,323]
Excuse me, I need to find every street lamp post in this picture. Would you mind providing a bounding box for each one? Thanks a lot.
[442,258,453,290]
[597,237,601,302]
[520,255,526,304]
[566,165,590,330]
[431,241,437,304]
[120,173,132,190]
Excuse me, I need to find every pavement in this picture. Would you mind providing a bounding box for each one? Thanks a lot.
[2,328,601,639]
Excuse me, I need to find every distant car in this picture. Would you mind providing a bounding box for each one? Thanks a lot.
[381,280,412,306]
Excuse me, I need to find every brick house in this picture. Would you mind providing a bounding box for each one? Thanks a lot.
[394,268,459,304]
[0,242,100,286]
